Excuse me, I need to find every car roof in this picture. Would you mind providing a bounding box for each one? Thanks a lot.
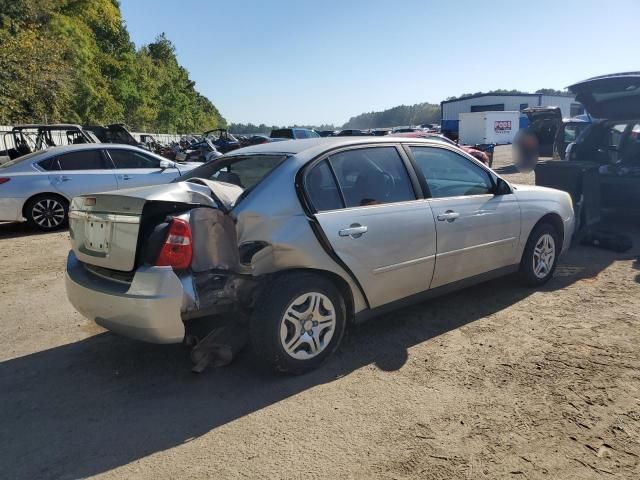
[17,143,146,160]
[226,136,452,160]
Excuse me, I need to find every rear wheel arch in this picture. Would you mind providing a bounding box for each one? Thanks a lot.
[249,268,349,374]
[23,192,70,230]
[256,268,356,323]
[22,192,70,218]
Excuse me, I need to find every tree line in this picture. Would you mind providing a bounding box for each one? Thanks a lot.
[0,0,225,133]
[228,123,337,134]
[342,102,441,130]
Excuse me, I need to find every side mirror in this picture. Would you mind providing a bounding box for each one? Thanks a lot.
[494,177,512,196]
[160,159,174,170]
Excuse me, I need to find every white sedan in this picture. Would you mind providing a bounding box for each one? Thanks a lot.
[0,144,199,230]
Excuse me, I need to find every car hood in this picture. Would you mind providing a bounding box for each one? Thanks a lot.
[511,183,571,202]
[569,72,640,120]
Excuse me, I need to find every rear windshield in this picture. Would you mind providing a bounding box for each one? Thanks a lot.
[0,150,45,169]
[178,154,288,194]
[270,129,293,139]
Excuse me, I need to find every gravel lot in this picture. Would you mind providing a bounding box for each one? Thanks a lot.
[1,146,639,479]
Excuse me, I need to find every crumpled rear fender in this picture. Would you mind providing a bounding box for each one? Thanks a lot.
[237,210,368,313]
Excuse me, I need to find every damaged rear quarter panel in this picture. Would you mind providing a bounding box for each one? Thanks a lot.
[189,207,241,272]
[231,159,368,313]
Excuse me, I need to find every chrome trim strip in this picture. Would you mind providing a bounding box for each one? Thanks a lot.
[373,255,435,274]
[437,237,517,259]
[69,210,140,224]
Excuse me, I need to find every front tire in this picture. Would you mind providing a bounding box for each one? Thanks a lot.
[250,272,346,375]
[519,223,560,286]
[25,194,68,231]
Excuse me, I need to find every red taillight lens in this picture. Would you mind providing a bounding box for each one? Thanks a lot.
[155,218,193,270]
[0,178,10,185]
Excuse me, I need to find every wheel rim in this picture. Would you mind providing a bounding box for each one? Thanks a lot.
[32,199,65,229]
[532,233,556,279]
[280,292,336,360]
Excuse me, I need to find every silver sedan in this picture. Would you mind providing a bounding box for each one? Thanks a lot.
[65,137,575,373]
[0,144,198,230]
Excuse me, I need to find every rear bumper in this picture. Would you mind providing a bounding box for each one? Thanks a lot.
[0,197,25,222]
[65,251,186,343]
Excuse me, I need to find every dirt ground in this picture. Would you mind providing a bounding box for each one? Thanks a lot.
[1,146,639,479]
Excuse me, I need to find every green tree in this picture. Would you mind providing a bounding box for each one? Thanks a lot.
[0,1,226,132]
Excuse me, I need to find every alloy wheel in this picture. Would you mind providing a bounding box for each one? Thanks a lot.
[279,292,336,360]
[32,199,66,229]
[532,233,556,279]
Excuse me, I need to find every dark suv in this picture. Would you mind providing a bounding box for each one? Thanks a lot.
[564,72,640,209]
[270,128,320,140]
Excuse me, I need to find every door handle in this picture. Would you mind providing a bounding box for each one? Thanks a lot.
[437,210,460,222]
[119,174,132,180]
[339,224,368,238]
[58,175,71,182]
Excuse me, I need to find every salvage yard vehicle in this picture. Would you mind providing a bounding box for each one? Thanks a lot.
[174,137,223,163]
[270,128,320,140]
[520,107,592,159]
[333,129,371,136]
[84,123,141,148]
[65,137,574,374]
[0,144,199,231]
[0,124,99,161]
[203,128,241,153]
[553,116,592,160]
[536,72,640,212]
[389,131,493,166]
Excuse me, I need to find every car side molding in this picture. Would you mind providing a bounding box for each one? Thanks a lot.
[353,264,519,324]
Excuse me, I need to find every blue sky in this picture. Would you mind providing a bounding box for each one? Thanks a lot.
[120,0,638,126]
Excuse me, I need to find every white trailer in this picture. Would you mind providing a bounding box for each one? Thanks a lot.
[459,111,521,145]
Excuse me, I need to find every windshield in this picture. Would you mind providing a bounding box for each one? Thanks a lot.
[179,154,288,192]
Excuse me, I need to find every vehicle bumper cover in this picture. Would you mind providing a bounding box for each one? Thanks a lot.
[65,251,185,343]
[563,214,575,254]
[0,197,25,222]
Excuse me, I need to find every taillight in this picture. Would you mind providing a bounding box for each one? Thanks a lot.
[155,218,193,270]
[0,178,10,185]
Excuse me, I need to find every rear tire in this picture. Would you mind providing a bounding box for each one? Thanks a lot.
[25,194,68,231]
[519,223,560,286]
[250,272,346,375]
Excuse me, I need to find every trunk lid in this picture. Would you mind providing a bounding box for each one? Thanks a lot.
[69,180,243,272]
[569,72,640,120]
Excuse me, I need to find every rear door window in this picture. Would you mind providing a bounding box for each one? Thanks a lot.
[306,160,343,211]
[328,147,416,207]
[56,150,109,170]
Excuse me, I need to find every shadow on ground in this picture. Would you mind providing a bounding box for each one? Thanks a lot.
[1,237,631,480]
[0,221,62,240]
[492,164,521,175]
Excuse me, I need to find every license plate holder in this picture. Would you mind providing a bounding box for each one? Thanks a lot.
[84,219,112,253]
